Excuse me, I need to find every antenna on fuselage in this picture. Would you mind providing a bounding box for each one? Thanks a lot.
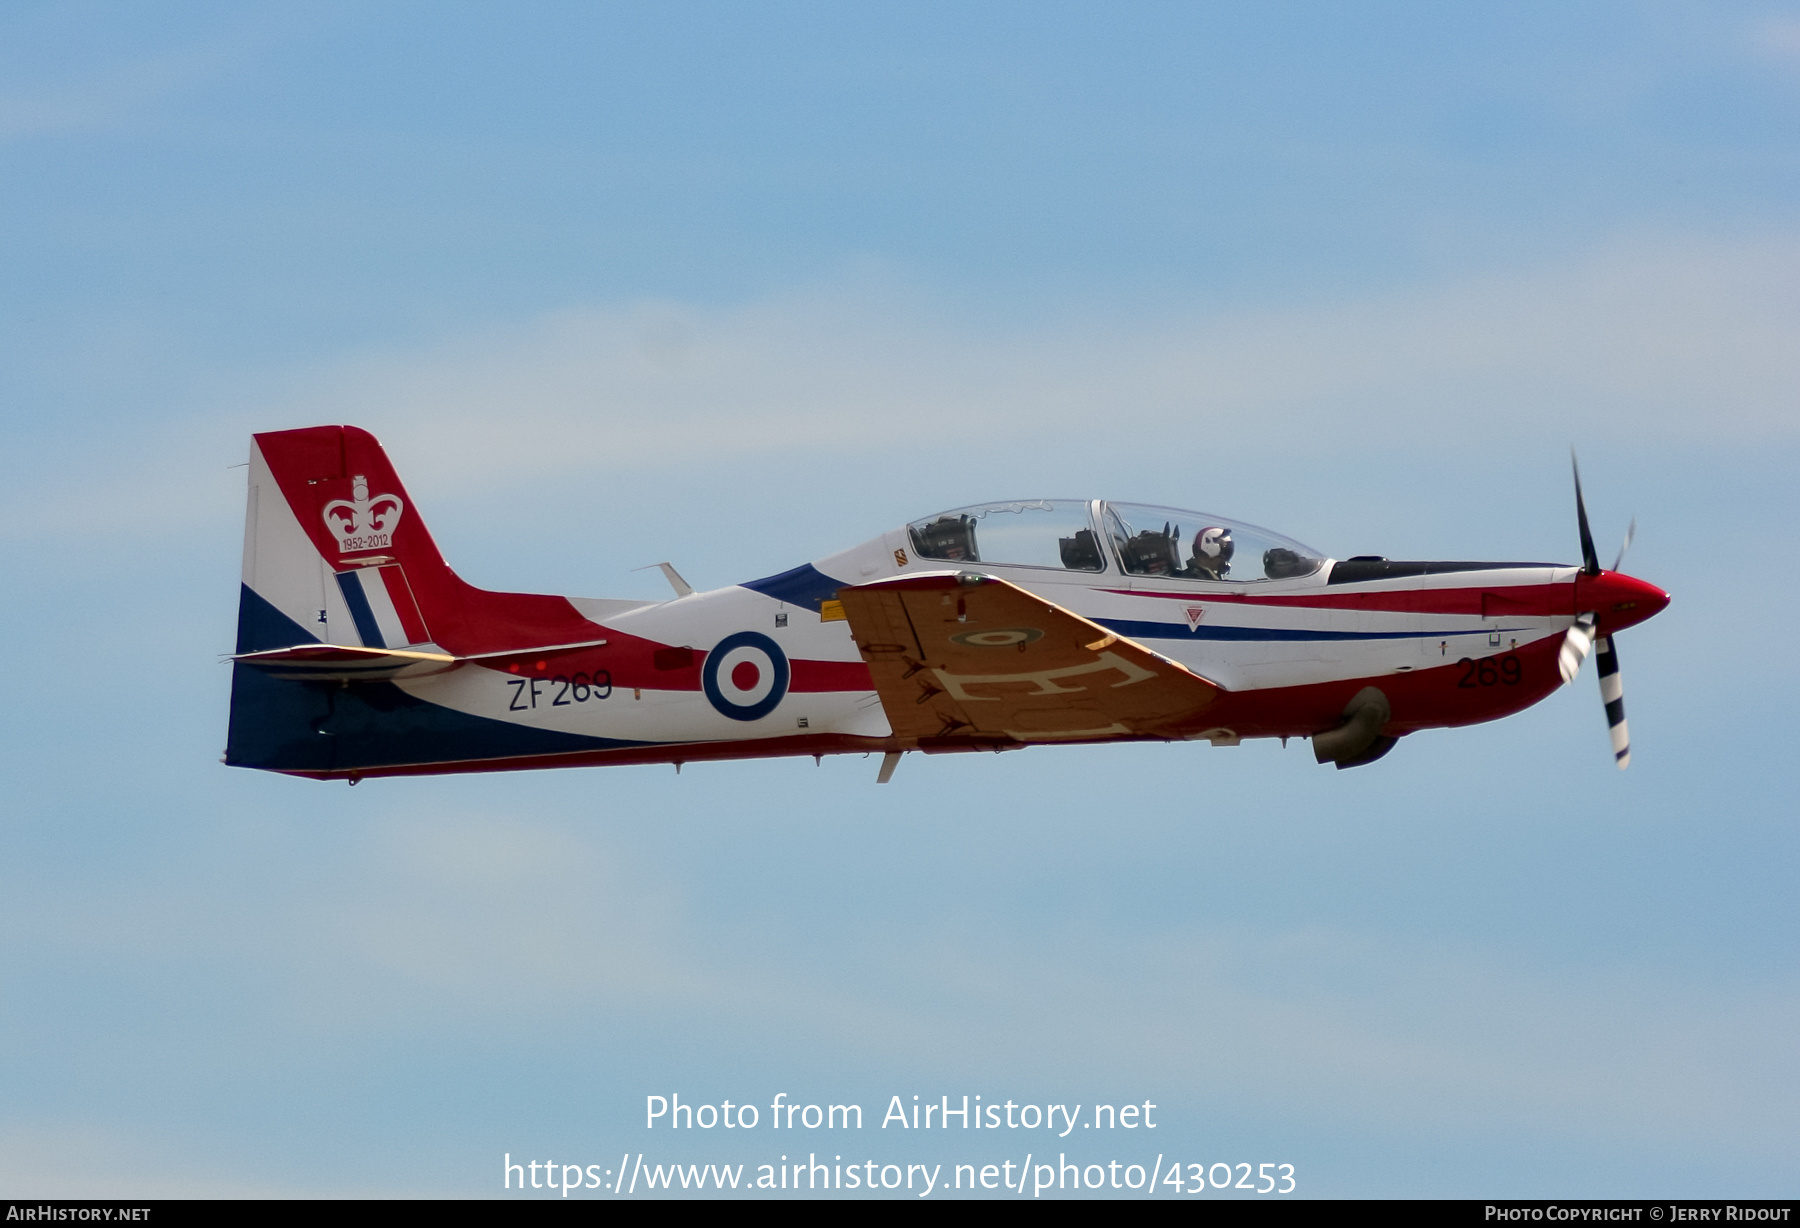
[634,561,695,598]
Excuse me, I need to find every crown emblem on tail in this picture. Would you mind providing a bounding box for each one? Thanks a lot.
[322,475,404,553]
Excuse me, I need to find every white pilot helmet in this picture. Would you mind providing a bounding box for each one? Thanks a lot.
[1195,526,1234,566]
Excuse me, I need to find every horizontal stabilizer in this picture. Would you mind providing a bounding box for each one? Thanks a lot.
[232,643,456,682]
[232,636,613,682]
[836,570,1224,750]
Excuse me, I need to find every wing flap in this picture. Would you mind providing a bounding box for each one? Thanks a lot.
[836,571,1223,749]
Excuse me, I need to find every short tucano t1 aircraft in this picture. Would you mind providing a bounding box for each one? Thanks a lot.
[225,426,1667,783]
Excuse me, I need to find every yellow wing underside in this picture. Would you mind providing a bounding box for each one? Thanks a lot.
[836,571,1223,750]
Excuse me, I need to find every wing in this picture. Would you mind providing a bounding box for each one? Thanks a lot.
[836,571,1224,750]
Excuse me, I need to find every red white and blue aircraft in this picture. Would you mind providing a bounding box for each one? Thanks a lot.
[226,426,1667,782]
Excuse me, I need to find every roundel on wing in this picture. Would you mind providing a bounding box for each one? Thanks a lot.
[949,627,1044,648]
[702,631,790,721]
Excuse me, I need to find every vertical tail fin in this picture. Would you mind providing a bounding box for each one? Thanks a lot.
[239,425,451,653]
[239,425,595,655]
[228,425,608,775]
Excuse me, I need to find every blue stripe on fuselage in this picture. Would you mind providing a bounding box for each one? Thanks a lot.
[227,584,656,773]
[1096,618,1530,642]
[225,662,657,772]
[740,563,846,612]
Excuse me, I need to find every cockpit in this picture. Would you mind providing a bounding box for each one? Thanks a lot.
[906,500,1325,582]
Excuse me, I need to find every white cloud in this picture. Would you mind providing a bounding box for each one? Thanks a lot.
[0,1123,398,1198]
[8,230,1796,545]
[1755,16,1800,62]
[273,231,1800,493]
[0,43,242,142]
[18,806,1793,1162]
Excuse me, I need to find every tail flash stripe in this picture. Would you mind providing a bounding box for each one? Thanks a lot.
[358,569,410,647]
[335,566,433,649]
[376,566,432,646]
[336,571,386,648]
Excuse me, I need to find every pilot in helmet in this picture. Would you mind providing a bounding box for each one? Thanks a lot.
[1188,526,1234,579]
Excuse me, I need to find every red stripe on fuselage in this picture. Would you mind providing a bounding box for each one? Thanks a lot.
[1103,583,1573,617]
[791,659,874,691]
[468,630,871,693]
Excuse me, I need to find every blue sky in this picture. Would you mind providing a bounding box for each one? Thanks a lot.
[2,2,1797,1198]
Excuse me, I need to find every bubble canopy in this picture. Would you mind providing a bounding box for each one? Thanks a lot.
[906,500,1325,582]
[1103,502,1324,581]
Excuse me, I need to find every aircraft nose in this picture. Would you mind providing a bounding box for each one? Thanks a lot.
[1578,570,1669,634]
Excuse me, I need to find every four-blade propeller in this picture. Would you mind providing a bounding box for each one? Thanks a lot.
[1560,454,1645,769]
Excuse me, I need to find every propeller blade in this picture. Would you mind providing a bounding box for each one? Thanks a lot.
[1558,612,1596,684]
[1572,451,1600,575]
[1595,633,1630,769]
[1612,516,1637,573]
